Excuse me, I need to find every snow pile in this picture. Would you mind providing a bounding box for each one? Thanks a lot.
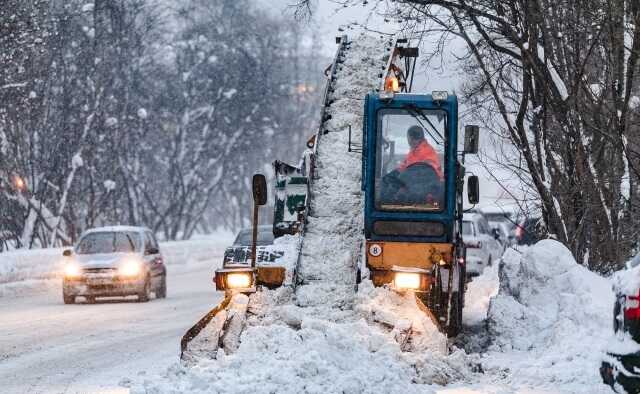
[462,262,499,326]
[485,240,613,391]
[134,282,477,394]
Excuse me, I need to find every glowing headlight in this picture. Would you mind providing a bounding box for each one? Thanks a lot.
[119,260,142,277]
[226,273,252,289]
[215,268,255,291]
[394,272,421,290]
[64,263,81,278]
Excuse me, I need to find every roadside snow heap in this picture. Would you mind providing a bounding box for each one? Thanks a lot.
[485,239,613,391]
[135,284,478,394]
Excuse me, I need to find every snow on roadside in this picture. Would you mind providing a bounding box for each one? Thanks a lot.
[0,230,234,297]
[483,240,613,392]
[463,262,499,326]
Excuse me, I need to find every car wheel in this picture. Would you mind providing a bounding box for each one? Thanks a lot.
[156,275,167,299]
[138,277,151,302]
[487,256,492,267]
[85,296,96,304]
[63,292,75,304]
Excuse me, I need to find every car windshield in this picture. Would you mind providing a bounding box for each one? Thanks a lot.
[375,108,446,212]
[76,231,141,254]
[234,228,274,246]
[462,221,473,236]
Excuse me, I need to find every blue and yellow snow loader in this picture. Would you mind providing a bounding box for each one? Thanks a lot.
[360,70,480,336]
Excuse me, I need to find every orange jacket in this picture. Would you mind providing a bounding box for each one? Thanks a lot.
[398,140,443,180]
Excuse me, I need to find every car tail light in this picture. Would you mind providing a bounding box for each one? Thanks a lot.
[465,240,482,249]
[625,290,640,319]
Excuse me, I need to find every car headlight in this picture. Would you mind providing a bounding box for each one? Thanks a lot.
[119,259,142,277]
[64,263,82,278]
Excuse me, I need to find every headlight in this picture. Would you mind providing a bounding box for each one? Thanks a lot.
[393,269,429,291]
[64,263,81,278]
[119,260,142,277]
[227,273,252,288]
[215,268,254,291]
[394,272,421,290]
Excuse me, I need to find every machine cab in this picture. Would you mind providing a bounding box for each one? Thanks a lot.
[362,91,468,291]
[363,92,458,244]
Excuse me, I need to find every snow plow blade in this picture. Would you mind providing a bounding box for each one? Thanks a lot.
[180,292,232,360]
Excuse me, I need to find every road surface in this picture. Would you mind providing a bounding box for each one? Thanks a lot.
[0,263,224,394]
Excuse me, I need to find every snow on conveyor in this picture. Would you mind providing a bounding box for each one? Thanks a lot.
[294,35,382,311]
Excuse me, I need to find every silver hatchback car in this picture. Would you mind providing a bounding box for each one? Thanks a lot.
[62,226,167,304]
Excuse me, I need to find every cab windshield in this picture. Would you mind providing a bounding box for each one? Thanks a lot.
[76,232,142,254]
[375,108,447,211]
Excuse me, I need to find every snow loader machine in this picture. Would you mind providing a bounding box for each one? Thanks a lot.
[180,35,480,360]
[361,49,480,337]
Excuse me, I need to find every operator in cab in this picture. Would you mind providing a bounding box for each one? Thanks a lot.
[380,125,444,208]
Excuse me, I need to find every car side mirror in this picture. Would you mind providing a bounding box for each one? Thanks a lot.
[252,174,268,206]
[468,175,479,204]
[464,125,479,154]
[146,247,159,255]
[63,249,73,257]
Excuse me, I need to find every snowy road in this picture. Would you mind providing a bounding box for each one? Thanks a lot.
[0,263,224,394]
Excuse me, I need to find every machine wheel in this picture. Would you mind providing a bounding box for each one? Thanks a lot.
[156,275,167,299]
[446,291,463,337]
[138,277,151,302]
[63,292,75,304]
[85,296,96,304]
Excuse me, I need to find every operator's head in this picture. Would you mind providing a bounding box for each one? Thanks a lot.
[407,125,425,148]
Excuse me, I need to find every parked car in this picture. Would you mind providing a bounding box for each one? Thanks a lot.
[223,225,282,267]
[62,226,166,304]
[515,216,545,245]
[601,257,640,392]
[462,212,503,276]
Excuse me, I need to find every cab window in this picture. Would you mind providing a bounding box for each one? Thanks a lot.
[374,108,446,212]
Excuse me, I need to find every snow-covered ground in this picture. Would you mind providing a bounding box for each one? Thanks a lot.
[131,240,616,394]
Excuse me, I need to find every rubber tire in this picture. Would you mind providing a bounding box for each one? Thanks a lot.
[63,293,75,304]
[85,296,96,304]
[446,292,463,337]
[156,275,167,299]
[138,277,151,302]
[487,256,492,267]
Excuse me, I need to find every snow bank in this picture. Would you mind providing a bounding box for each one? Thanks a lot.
[485,240,613,391]
[0,232,234,295]
[463,263,499,326]
[134,282,478,394]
